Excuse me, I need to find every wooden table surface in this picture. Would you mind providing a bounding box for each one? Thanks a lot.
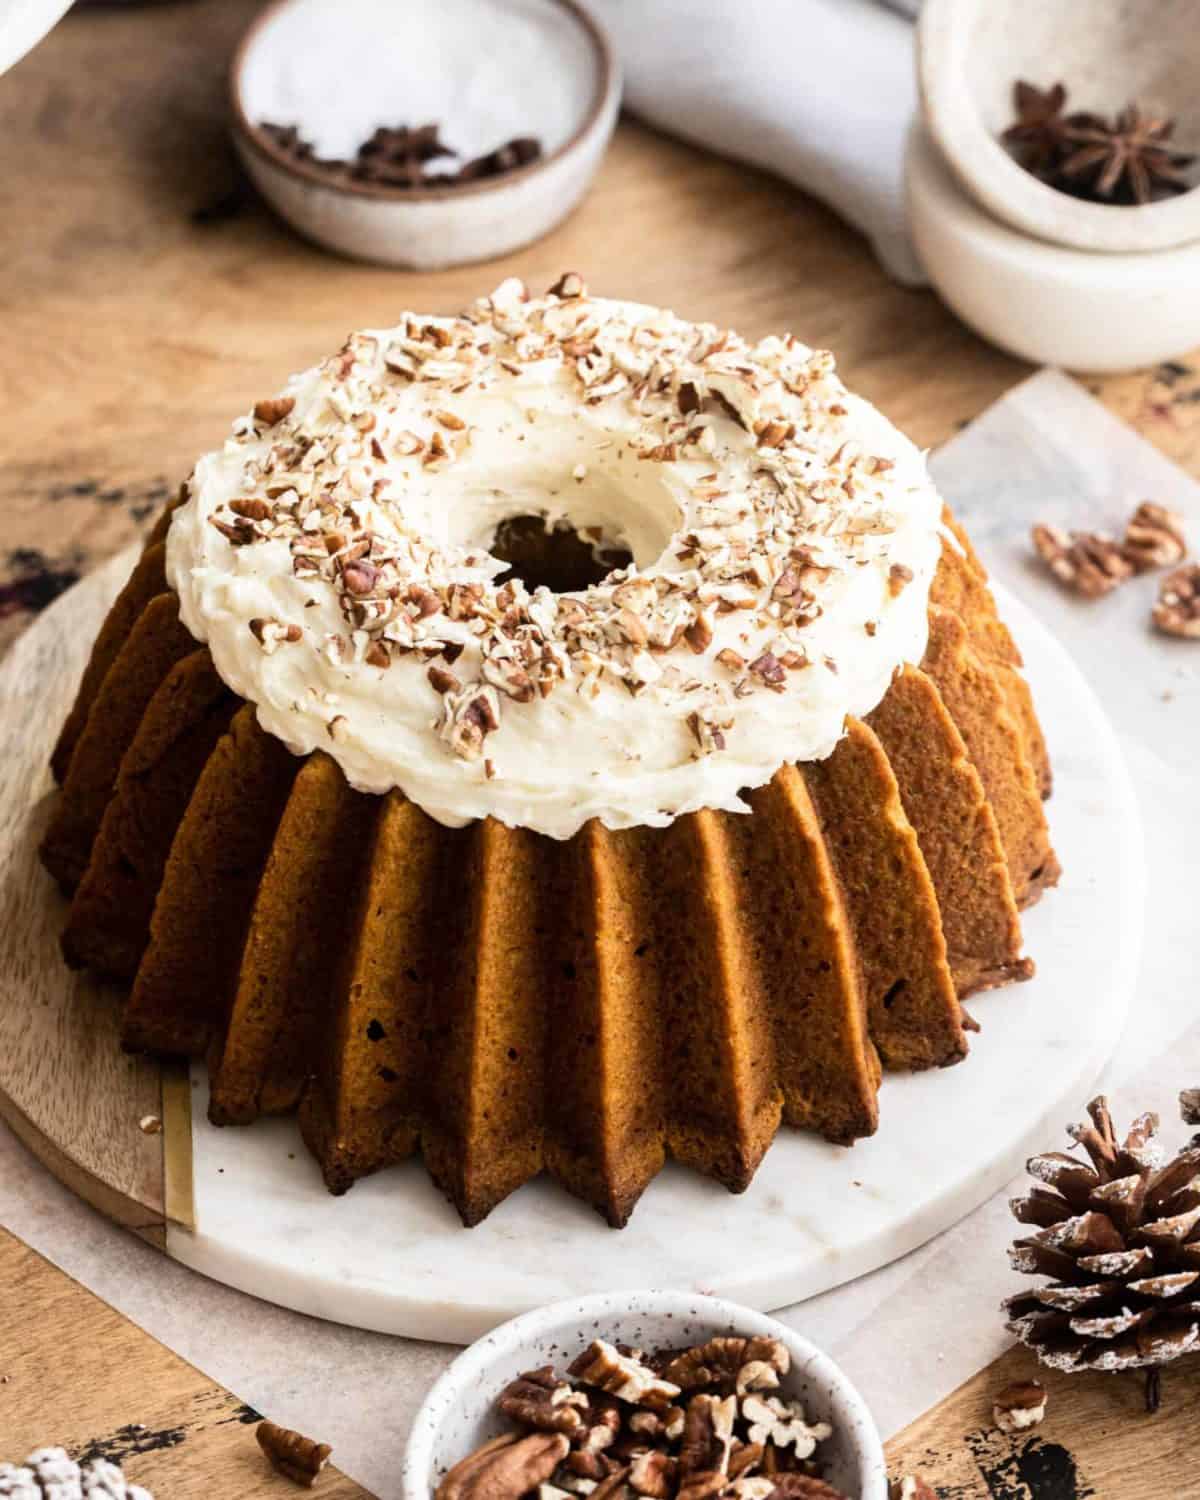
[5,4,1200,1497]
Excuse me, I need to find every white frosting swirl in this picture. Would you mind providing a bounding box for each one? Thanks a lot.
[167,277,942,839]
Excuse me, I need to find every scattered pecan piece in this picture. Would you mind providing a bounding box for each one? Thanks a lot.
[1031,523,1133,598]
[253,396,296,427]
[255,1421,332,1487]
[992,1379,1047,1433]
[435,1433,569,1500]
[887,563,913,597]
[1122,501,1188,571]
[888,1479,936,1500]
[1152,563,1200,638]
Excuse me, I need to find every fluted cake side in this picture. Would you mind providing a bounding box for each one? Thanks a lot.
[40,507,1058,1227]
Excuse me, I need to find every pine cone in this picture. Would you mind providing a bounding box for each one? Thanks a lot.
[1003,1094,1200,1406]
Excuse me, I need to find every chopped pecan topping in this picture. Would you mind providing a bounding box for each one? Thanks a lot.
[249,617,302,653]
[342,560,380,596]
[1122,501,1188,571]
[548,271,587,299]
[1031,523,1133,597]
[255,1420,332,1487]
[229,497,272,521]
[887,563,913,597]
[210,515,257,547]
[568,1341,682,1413]
[753,419,793,449]
[1152,563,1200,638]
[253,396,296,427]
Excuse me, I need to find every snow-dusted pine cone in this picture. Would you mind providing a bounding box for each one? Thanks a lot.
[0,1449,153,1500]
[1003,1094,1200,1405]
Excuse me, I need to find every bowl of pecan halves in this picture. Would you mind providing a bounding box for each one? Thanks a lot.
[401,1291,887,1500]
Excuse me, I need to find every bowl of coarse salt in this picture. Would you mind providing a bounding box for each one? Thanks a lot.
[231,0,619,269]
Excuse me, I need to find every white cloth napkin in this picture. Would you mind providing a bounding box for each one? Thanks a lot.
[589,0,925,285]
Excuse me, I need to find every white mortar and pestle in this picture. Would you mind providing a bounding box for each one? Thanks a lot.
[909,0,1200,372]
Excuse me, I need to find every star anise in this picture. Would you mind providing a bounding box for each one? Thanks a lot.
[1002,81,1073,179]
[1059,105,1196,205]
[1001,83,1196,206]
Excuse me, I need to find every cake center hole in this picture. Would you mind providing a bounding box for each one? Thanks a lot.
[490,514,633,594]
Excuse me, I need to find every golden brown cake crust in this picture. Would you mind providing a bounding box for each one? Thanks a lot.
[62,649,235,979]
[41,592,197,892]
[921,606,1060,910]
[868,666,1030,998]
[39,500,1060,1225]
[803,718,967,1071]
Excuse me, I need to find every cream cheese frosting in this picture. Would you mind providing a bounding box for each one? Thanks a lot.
[167,275,944,839]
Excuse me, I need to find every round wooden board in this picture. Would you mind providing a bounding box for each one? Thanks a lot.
[1,553,1142,1340]
[0,548,175,1248]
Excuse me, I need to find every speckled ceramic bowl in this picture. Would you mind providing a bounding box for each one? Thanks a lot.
[230,0,619,269]
[400,1291,887,1500]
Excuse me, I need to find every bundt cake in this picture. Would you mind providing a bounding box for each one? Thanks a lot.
[40,276,1060,1227]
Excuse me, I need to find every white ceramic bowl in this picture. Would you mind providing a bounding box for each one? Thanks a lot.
[919,0,1200,254]
[401,1291,887,1500]
[230,0,619,269]
[907,123,1200,373]
[0,0,74,80]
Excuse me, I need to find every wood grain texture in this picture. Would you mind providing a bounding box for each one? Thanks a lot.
[3,6,1200,1495]
[5,1220,1200,1499]
[886,1339,1200,1498]
[0,552,167,1245]
[0,1228,369,1499]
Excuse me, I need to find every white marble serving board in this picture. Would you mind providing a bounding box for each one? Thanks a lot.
[166,584,1142,1343]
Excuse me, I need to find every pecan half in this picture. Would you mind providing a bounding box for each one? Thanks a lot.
[568,1342,681,1412]
[255,1421,332,1487]
[1122,501,1188,571]
[1152,564,1200,638]
[661,1337,790,1395]
[678,1395,735,1478]
[1031,523,1133,598]
[741,1396,831,1459]
[628,1451,676,1498]
[435,1432,569,1500]
[498,1369,587,1435]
